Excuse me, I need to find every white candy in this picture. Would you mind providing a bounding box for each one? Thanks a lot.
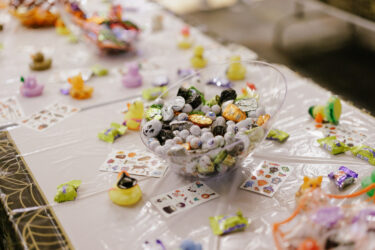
[186,135,196,143]
[239,127,248,133]
[236,119,251,129]
[248,111,257,118]
[201,105,211,114]
[172,96,185,111]
[224,132,235,144]
[190,125,201,136]
[205,138,218,149]
[201,128,211,133]
[177,113,188,121]
[155,145,164,154]
[201,132,214,142]
[142,119,162,137]
[212,105,221,115]
[162,106,174,121]
[214,135,225,147]
[173,130,179,136]
[190,137,202,149]
[173,136,183,144]
[179,129,190,140]
[221,100,233,110]
[226,125,236,134]
[216,116,226,124]
[150,140,160,150]
[165,139,174,146]
[226,120,235,126]
[154,98,164,106]
[206,111,216,120]
[182,104,193,113]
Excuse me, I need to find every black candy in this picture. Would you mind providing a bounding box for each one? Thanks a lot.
[211,119,227,136]
[177,87,190,100]
[219,88,237,105]
[186,91,202,109]
[157,129,174,145]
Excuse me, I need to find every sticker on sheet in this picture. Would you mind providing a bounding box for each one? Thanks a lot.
[0,96,24,125]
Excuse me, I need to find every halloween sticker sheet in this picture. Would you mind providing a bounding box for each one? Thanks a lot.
[0,96,24,125]
[240,161,294,197]
[150,181,219,218]
[99,149,168,178]
[21,103,79,131]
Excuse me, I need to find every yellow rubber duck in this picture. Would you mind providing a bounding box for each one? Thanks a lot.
[109,171,142,206]
[68,73,94,100]
[226,56,246,81]
[190,46,207,69]
[123,100,144,130]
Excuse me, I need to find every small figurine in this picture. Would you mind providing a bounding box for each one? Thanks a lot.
[122,63,142,88]
[54,180,82,203]
[68,73,94,100]
[190,46,207,69]
[151,14,163,32]
[91,64,108,76]
[178,26,193,49]
[295,176,323,198]
[55,18,70,35]
[29,52,52,71]
[308,96,342,124]
[109,171,142,206]
[123,100,144,130]
[98,123,127,143]
[20,76,44,97]
[226,56,246,81]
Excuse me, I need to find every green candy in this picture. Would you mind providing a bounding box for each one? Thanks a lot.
[350,145,375,166]
[54,180,82,203]
[91,65,108,76]
[142,86,167,101]
[361,170,375,197]
[206,95,220,107]
[98,123,127,143]
[145,107,162,121]
[266,129,289,142]
[317,136,348,155]
[209,210,249,236]
[214,150,227,165]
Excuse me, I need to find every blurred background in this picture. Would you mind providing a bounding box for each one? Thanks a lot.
[155,0,375,115]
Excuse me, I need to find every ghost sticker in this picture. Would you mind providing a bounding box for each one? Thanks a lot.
[244,180,254,188]
[163,205,177,214]
[271,177,282,185]
[269,167,279,174]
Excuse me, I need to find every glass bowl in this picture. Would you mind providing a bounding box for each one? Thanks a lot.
[140,60,287,179]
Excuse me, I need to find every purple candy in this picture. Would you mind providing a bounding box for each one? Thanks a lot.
[328,166,358,190]
[312,206,343,228]
[206,77,232,88]
[177,68,197,78]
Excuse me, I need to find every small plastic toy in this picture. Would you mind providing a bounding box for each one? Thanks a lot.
[317,136,348,155]
[178,26,193,49]
[20,76,44,97]
[351,145,375,166]
[68,73,94,100]
[151,14,163,32]
[91,65,108,76]
[179,239,202,250]
[226,56,246,81]
[109,171,142,206]
[308,96,341,124]
[54,180,82,203]
[209,210,250,235]
[122,63,142,88]
[142,86,168,101]
[29,52,52,71]
[98,123,127,143]
[295,176,322,198]
[123,100,144,130]
[190,46,207,69]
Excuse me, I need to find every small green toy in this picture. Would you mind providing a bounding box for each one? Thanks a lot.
[98,123,127,143]
[91,65,108,76]
[351,145,375,166]
[191,46,207,69]
[226,56,246,81]
[317,136,348,155]
[54,180,82,203]
[266,129,289,142]
[142,86,167,101]
[361,170,375,197]
[308,96,341,125]
[209,210,250,235]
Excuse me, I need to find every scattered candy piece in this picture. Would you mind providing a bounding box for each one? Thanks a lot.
[317,136,348,155]
[256,114,270,126]
[152,76,169,87]
[191,46,207,69]
[226,56,246,81]
[350,145,375,166]
[178,26,193,49]
[20,76,44,97]
[308,96,341,125]
[222,104,246,122]
[68,74,94,100]
[109,171,142,206]
[207,77,232,88]
[122,63,142,88]
[177,68,197,79]
[142,86,168,101]
[266,129,289,142]
[328,166,358,190]
[123,100,144,130]
[188,114,213,127]
[29,52,52,71]
[179,239,202,250]
[91,65,108,76]
[54,180,82,203]
[295,176,322,198]
[98,123,127,143]
[361,170,375,197]
[209,210,250,235]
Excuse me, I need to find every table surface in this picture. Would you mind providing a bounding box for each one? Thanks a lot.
[1,0,375,249]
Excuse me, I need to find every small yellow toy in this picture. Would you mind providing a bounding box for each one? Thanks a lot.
[190,46,207,69]
[226,56,246,81]
[308,96,342,125]
[178,26,193,49]
[109,171,142,206]
[29,52,52,71]
[123,100,144,130]
[295,176,323,198]
[55,18,70,35]
[68,74,94,100]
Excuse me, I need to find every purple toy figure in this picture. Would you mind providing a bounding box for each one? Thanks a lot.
[122,63,142,88]
[20,76,44,97]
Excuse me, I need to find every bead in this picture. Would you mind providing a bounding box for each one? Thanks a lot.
[190,125,201,136]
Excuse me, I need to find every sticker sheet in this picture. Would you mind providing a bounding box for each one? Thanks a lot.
[150,181,219,217]
[99,149,168,178]
[21,103,79,131]
[0,96,24,125]
[240,161,294,197]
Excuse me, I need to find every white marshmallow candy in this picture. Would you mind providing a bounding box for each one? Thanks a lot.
[201,132,214,142]
[182,104,193,113]
[211,104,221,115]
[173,136,183,144]
[201,105,211,114]
[190,137,202,149]
[214,135,225,147]
[179,129,190,140]
[190,125,201,136]
[177,113,188,121]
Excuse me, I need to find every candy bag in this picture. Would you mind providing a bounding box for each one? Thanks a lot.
[317,136,348,155]
[209,210,249,235]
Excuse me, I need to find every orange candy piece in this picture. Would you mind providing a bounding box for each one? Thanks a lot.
[297,238,320,250]
[315,113,323,123]
[257,114,271,126]
[222,104,246,123]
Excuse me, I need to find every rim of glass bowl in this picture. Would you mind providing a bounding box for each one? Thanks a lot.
[140,59,288,157]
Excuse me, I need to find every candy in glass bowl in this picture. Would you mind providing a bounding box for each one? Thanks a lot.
[141,60,287,178]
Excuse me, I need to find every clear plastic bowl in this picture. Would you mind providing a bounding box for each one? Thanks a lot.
[140,60,287,178]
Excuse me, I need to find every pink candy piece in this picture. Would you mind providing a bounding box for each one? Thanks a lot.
[20,76,44,97]
[122,63,142,88]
